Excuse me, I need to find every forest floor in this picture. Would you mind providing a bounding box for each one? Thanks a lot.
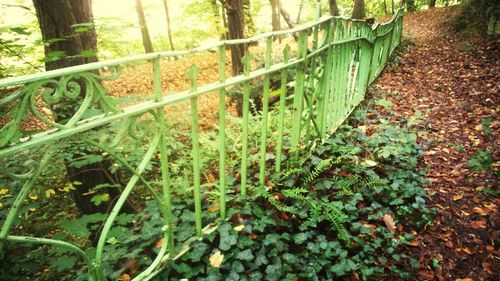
[371,6,499,281]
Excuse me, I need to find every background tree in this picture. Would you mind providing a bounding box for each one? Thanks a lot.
[270,0,280,32]
[405,0,416,12]
[279,2,296,29]
[219,0,245,76]
[135,0,154,53]
[32,0,128,217]
[428,0,436,8]
[162,0,175,51]
[351,0,365,19]
[329,0,339,16]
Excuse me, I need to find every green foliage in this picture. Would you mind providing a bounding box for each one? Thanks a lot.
[468,150,494,171]
[150,99,432,281]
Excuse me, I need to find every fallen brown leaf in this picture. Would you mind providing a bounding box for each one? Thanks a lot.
[383,214,396,232]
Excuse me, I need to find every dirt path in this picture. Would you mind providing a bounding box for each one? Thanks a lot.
[373,6,499,281]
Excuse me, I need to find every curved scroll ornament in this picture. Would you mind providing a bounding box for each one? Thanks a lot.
[0,66,123,148]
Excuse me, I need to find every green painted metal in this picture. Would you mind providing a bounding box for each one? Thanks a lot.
[188,65,203,236]
[275,44,291,173]
[240,53,251,196]
[218,45,227,219]
[0,8,404,280]
[258,37,273,186]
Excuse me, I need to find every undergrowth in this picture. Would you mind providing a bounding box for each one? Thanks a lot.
[153,94,433,281]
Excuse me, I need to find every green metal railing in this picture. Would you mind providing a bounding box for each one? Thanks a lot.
[0,8,403,280]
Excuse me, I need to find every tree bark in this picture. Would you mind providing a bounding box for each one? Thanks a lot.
[32,0,96,70]
[429,0,436,8]
[162,0,175,51]
[32,0,129,218]
[220,0,245,76]
[270,0,280,32]
[383,0,388,15]
[405,0,416,12]
[329,0,339,16]
[351,0,365,19]
[279,2,295,29]
[135,0,154,53]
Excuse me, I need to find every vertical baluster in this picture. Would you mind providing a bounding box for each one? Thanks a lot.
[240,53,251,196]
[188,65,202,236]
[275,44,290,173]
[153,58,175,253]
[259,37,272,186]
[290,30,308,160]
[305,21,320,142]
[317,20,333,138]
[218,46,227,219]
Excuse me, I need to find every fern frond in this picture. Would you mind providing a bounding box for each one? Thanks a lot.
[282,187,308,199]
[282,167,302,178]
[304,158,333,184]
[333,175,359,195]
[323,203,349,240]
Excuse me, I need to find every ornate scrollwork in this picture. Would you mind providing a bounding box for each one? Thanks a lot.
[0,66,123,148]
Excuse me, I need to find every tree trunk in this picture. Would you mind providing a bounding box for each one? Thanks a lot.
[329,0,339,16]
[243,0,255,36]
[279,2,295,29]
[221,3,229,40]
[429,0,436,8]
[351,0,365,19]
[211,0,225,39]
[296,0,304,23]
[391,0,395,14]
[383,0,388,15]
[135,0,154,53]
[270,0,280,32]
[405,0,416,12]
[162,0,175,51]
[32,0,96,70]
[32,0,129,218]
[220,0,245,76]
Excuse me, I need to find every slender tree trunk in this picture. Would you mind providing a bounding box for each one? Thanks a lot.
[162,0,175,51]
[383,0,388,15]
[405,0,416,12]
[351,0,365,19]
[221,2,229,40]
[391,0,395,14]
[32,0,129,218]
[429,0,436,8]
[210,0,225,39]
[296,0,304,23]
[279,2,295,28]
[220,0,245,76]
[243,0,255,36]
[270,0,280,32]
[135,0,154,53]
[329,0,339,16]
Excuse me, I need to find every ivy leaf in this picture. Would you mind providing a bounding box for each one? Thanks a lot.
[236,249,254,261]
[209,250,224,268]
[54,255,77,272]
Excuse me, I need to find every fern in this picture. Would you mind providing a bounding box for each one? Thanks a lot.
[304,158,333,184]
[323,203,349,240]
[282,187,308,199]
[333,175,358,195]
[281,167,302,179]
